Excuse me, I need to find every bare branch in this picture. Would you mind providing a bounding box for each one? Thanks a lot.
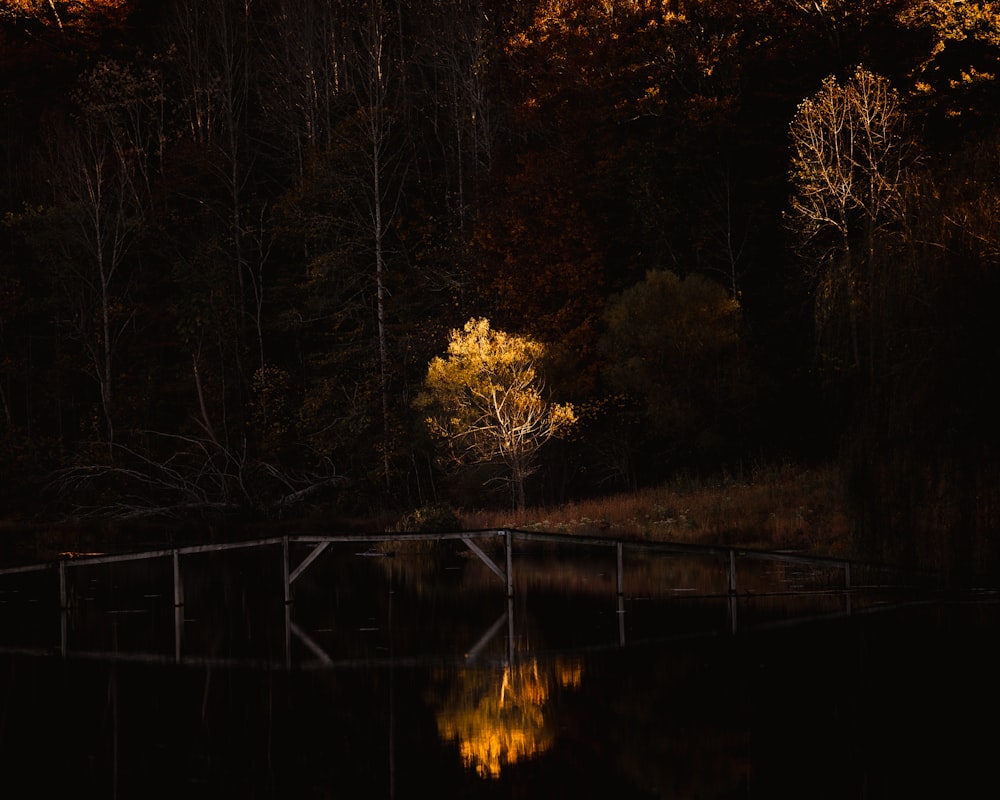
[47,433,347,520]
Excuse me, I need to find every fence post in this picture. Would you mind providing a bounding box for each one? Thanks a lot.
[727,549,738,635]
[173,549,183,663]
[504,531,515,662]
[504,530,514,599]
[844,561,852,616]
[283,536,292,668]
[59,560,67,657]
[616,541,625,646]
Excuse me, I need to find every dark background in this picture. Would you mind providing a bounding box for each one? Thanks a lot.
[2,1,999,579]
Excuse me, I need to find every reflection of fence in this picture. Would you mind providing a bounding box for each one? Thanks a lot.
[0,529,946,667]
[503,531,945,646]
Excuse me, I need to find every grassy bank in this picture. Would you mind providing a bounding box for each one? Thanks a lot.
[456,462,853,558]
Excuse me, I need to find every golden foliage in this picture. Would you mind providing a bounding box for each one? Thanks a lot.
[435,658,583,779]
[900,1,1000,120]
[417,318,576,507]
[899,1,1000,50]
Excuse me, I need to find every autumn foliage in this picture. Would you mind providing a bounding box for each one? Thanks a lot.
[417,318,576,510]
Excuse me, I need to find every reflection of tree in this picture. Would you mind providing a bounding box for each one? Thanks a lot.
[434,658,582,779]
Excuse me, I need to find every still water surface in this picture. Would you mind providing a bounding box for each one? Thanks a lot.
[1,537,997,798]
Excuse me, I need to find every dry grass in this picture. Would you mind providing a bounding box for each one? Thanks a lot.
[458,462,854,558]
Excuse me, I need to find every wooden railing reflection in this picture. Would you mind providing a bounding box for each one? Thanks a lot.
[0,529,947,668]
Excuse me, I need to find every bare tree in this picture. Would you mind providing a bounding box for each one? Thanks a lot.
[414,0,498,231]
[787,66,917,378]
[327,0,409,488]
[164,0,269,396]
[38,59,158,450]
[255,0,352,182]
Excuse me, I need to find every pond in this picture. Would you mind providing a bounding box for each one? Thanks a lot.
[1,534,997,798]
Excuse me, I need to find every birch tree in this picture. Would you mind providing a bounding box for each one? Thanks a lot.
[318,0,408,487]
[35,59,157,450]
[360,1,396,487]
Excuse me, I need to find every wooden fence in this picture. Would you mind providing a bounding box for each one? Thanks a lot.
[0,529,946,668]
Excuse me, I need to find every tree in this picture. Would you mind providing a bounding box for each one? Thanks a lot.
[473,0,749,398]
[161,0,270,447]
[254,0,352,184]
[409,0,499,232]
[416,317,576,510]
[787,66,916,381]
[352,0,404,489]
[26,58,159,451]
[600,270,745,468]
[826,138,1000,577]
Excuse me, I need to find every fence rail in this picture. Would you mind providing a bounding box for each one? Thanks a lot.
[0,528,952,668]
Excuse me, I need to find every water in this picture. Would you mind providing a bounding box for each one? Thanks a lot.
[1,537,997,798]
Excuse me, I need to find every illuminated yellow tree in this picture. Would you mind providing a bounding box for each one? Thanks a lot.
[417,318,576,510]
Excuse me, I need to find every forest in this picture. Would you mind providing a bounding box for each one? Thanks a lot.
[1,1,999,578]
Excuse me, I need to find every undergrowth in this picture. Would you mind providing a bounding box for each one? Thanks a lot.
[452,462,853,557]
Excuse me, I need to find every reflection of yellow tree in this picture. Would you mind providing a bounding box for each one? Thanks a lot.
[435,659,582,779]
